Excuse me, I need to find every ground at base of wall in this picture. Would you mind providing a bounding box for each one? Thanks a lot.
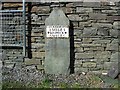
[2,67,120,89]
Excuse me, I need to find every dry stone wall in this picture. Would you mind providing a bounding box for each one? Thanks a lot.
[2,1,120,74]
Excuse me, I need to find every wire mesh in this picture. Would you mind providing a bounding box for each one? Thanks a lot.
[0,11,24,47]
[0,1,26,56]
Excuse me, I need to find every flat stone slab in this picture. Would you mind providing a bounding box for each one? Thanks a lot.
[107,62,120,79]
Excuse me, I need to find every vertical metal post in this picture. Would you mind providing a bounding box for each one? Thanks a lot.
[23,0,26,56]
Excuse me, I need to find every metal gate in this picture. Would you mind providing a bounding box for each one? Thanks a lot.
[0,0,26,56]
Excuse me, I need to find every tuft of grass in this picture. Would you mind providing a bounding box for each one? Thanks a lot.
[111,81,120,88]
[58,82,69,88]
[39,77,52,88]
[2,81,27,89]
[71,83,81,88]
[85,74,103,88]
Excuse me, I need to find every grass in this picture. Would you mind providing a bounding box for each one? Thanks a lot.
[39,78,52,88]
[2,80,81,89]
[2,81,27,89]
[2,74,120,89]
[86,74,103,88]
[71,83,81,88]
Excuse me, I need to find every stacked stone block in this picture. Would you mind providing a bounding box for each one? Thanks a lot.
[2,1,120,74]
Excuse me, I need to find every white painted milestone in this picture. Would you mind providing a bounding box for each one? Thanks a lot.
[45,8,70,74]
[46,25,69,38]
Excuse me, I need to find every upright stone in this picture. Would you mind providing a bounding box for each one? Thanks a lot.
[45,8,70,74]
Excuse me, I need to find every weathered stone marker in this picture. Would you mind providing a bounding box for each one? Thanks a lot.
[45,8,70,74]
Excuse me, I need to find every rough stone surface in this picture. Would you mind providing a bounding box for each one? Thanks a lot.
[83,62,97,68]
[94,51,111,59]
[76,7,93,13]
[79,21,92,27]
[83,28,97,36]
[32,6,50,13]
[113,22,120,29]
[75,53,94,59]
[107,63,119,79]
[106,43,119,51]
[104,62,116,70]
[110,29,119,37]
[24,59,40,65]
[32,52,45,58]
[1,2,120,76]
[83,2,101,7]
[97,27,109,36]
[110,52,119,62]
[89,13,107,20]
[67,14,82,21]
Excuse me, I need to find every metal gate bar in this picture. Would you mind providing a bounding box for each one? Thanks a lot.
[0,0,26,56]
[23,0,26,56]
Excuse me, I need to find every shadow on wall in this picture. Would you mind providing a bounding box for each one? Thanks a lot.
[27,2,32,59]
[69,21,75,74]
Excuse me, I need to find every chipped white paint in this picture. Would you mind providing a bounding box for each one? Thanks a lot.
[46,26,69,38]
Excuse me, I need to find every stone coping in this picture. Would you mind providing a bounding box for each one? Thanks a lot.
[1,0,120,2]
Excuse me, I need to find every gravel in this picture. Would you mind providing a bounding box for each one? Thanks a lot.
[2,67,119,88]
